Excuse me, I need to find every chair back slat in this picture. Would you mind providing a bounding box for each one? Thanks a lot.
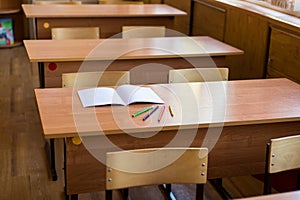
[62,71,130,88]
[51,27,100,40]
[168,68,229,83]
[268,135,300,173]
[106,147,208,190]
[122,26,165,38]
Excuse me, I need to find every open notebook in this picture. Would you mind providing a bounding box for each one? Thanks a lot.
[77,85,164,107]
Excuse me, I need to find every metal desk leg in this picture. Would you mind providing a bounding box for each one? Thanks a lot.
[38,62,45,88]
[209,178,232,200]
[50,138,57,181]
[38,62,56,180]
[45,139,57,181]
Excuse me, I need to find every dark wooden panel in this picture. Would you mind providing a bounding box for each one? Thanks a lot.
[224,9,269,80]
[192,0,226,41]
[164,0,192,35]
[267,27,300,84]
[65,121,300,194]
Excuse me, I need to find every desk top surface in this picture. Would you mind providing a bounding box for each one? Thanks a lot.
[34,78,300,138]
[236,191,300,200]
[24,36,243,62]
[22,4,186,18]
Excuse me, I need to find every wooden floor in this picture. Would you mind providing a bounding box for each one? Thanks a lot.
[0,46,266,200]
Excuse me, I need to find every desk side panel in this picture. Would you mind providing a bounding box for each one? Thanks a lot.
[43,57,225,87]
[66,121,300,194]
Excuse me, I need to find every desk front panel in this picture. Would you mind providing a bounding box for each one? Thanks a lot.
[65,121,300,194]
[36,17,174,39]
[43,56,225,87]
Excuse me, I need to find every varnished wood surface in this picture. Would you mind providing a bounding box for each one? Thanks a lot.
[236,190,300,200]
[0,45,285,199]
[24,36,243,62]
[35,78,300,138]
[22,4,186,18]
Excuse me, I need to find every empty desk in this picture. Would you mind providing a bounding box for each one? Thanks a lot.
[21,4,186,39]
[24,36,243,87]
[34,78,300,195]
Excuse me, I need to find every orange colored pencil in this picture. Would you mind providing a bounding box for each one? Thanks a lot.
[169,105,174,117]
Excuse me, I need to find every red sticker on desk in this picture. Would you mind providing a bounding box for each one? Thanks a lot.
[48,63,57,71]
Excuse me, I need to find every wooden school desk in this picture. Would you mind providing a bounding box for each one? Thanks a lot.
[21,4,186,39]
[24,36,243,87]
[34,78,300,195]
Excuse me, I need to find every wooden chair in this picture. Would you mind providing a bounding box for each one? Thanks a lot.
[51,27,100,40]
[98,0,144,4]
[263,135,300,194]
[62,71,130,88]
[62,71,129,199]
[106,147,208,200]
[167,67,228,199]
[168,68,229,83]
[122,26,165,38]
[34,1,82,5]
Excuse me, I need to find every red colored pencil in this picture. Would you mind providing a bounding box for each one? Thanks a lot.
[158,105,166,122]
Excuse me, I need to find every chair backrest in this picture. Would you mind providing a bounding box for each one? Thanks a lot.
[168,68,229,83]
[106,147,208,190]
[34,1,82,5]
[263,134,300,194]
[51,27,100,40]
[122,26,165,39]
[99,0,144,4]
[62,71,130,88]
[267,135,300,174]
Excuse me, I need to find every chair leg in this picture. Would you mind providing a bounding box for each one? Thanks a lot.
[158,185,172,200]
[106,190,113,200]
[209,178,231,200]
[165,184,171,197]
[65,194,78,200]
[196,184,204,200]
[263,143,272,195]
[120,188,129,200]
[263,173,272,195]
